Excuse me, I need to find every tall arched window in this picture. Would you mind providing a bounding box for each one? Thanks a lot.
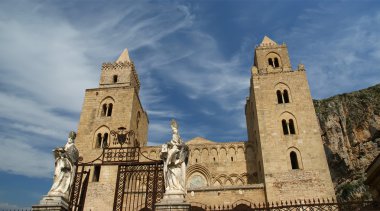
[290,151,299,169]
[283,90,289,103]
[289,119,296,134]
[276,90,283,104]
[102,133,109,148]
[274,57,280,67]
[101,104,107,116]
[282,119,289,135]
[268,58,274,67]
[96,133,102,148]
[107,103,113,116]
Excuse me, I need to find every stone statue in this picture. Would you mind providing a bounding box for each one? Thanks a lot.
[48,131,79,200]
[160,120,189,198]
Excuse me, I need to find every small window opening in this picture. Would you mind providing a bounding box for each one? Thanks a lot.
[283,90,289,103]
[96,133,102,148]
[268,58,274,67]
[107,103,113,116]
[274,57,280,68]
[231,157,233,162]
[276,90,283,104]
[101,104,107,116]
[113,75,118,83]
[289,119,296,134]
[282,119,289,135]
[93,165,101,182]
[137,112,141,129]
[195,159,198,163]
[102,133,108,148]
[290,151,299,169]
[213,157,216,162]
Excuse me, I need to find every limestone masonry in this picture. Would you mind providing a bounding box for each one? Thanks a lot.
[75,36,336,210]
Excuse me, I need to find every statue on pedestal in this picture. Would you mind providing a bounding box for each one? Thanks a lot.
[48,131,79,200]
[160,120,189,198]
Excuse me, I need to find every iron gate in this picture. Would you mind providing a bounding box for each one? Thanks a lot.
[113,161,165,211]
[69,166,90,211]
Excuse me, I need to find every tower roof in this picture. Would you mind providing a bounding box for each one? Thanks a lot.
[260,36,278,45]
[116,48,131,63]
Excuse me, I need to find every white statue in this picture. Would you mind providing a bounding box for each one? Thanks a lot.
[48,131,79,200]
[161,120,189,195]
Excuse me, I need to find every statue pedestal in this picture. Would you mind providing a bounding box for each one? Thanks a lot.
[155,190,191,211]
[32,195,69,211]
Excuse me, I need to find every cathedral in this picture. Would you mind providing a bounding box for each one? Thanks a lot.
[72,36,336,210]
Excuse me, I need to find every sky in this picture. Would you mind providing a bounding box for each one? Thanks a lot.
[0,0,380,209]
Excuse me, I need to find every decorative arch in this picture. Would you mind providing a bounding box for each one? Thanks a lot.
[228,147,236,162]
[210,148,218,162]
[186,164,212,188]
[99,96,115,117]
[287,147,303,170]
[279,111,298,135]
[93,125,110,148]
[201,148,209,163]
[219,147,227,162]
[266,52,282,68]
[236,147,245,161]
[191,148,201,164]
[274,82,292,104]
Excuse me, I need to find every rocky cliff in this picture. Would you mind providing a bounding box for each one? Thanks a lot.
[314,84,380,201]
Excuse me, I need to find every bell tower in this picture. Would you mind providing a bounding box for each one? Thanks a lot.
[245,36,335,202]
[73,49,149,209]
[76,48,149,161]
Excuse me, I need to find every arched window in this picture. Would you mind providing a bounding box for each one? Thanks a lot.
[107,103,113,116]
[96,133,102,148]
[213,157,216,162]
[195,159,198,163]
[231,157,234,162]
[283,90,289,103]
[290,151,299,169]
[102,133,109,148]
[274,57,280,67]
[93,165,101,182]
[113,75,118,83]
[268,58,274,67]
[276,90,283,104]
[289,119,296,134]
[282,119,289,135]
[101,104,107,116]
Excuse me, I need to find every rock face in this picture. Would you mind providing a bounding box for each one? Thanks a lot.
[314,84,380,201]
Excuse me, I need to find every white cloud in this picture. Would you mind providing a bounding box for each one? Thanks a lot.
[282,4,380,99]
[0,1,199,178]
[0,136,53,178]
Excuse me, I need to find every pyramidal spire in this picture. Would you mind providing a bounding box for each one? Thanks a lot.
[261,36,278,45]
[116,48,131,63]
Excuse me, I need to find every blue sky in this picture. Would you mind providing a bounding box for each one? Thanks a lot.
[1,0,380,209]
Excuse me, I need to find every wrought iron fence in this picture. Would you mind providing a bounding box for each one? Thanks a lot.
[190,199,379,211]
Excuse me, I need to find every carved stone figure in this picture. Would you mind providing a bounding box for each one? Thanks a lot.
[161,120,189,196]
[48,131,79,200]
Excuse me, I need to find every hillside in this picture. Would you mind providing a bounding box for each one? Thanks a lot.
[314,84,380,201]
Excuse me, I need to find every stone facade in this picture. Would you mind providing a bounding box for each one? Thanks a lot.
[74,37,336,210]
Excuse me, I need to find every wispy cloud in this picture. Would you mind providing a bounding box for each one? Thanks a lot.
[280,3,380,99]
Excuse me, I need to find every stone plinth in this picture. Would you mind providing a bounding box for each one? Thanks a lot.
[32,196,69,211]
[155,203,191,211]
[155,190,190,211]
